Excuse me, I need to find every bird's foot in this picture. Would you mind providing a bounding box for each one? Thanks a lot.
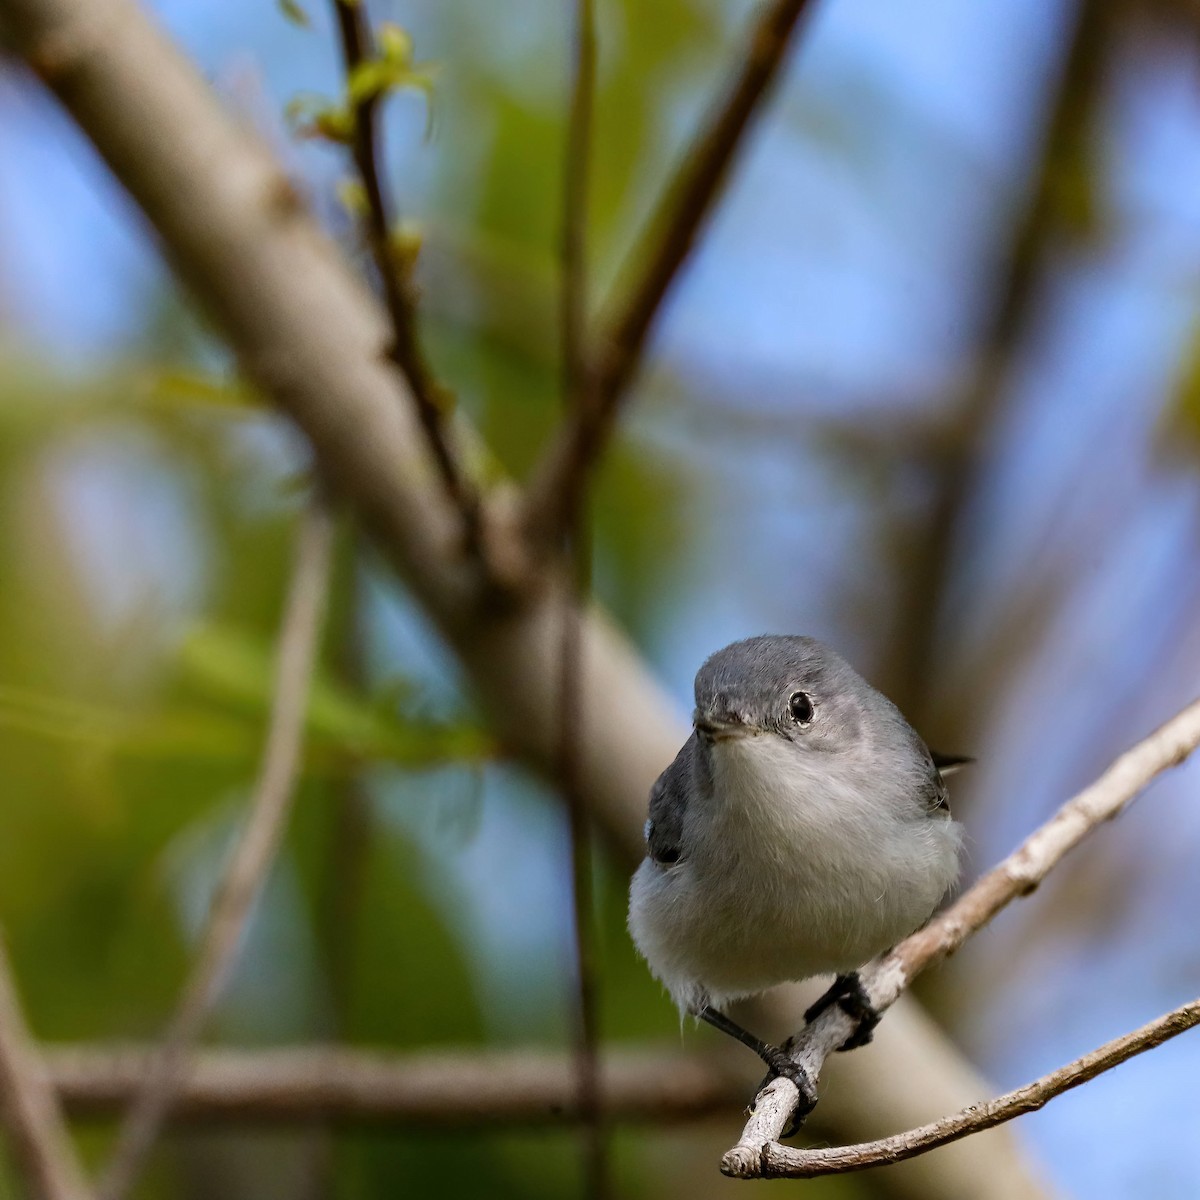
[804,972,880,1052]
[751,1046,818,1138]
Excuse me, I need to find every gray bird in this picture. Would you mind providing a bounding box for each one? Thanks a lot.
[627,635,964,1098]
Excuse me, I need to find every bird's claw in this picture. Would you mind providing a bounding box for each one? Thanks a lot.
[804,971,881,1051]
[751,1049,818,1138]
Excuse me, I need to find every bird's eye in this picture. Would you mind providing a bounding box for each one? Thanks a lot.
[789,691,814,724]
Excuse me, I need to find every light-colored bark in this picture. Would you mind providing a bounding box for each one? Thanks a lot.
[755,993,1200,1177]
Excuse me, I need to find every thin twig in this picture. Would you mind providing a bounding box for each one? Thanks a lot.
[524,0,818,549]
[558,1,606,1196]
[329,0,479,543]
[751,994,1200,1177]
[320,536,374,1031]
[96,505,335,1200]
[561,0,597,477]
[302,534,372,1199]
[0,935,92,1200]
[722,694,1200,1177]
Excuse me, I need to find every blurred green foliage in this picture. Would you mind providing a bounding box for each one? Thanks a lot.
[0,2,757,1196]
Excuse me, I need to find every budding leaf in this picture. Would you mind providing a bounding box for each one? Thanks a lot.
[278,0,310,27]
[285,94,355,144]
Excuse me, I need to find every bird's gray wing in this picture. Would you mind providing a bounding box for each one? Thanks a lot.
[925,749,972,814]
[644,738,696,865]
[926,767,952,815]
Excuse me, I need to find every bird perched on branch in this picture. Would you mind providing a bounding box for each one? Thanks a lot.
[627,635,964,1113]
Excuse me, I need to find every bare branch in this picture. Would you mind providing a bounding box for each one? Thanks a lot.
[329,0,480,541]
[45,1044,739,1126]
[749,994,1200,1178]
[723,695,1200,1177]
[97,505,334,1200]
[0,936,92,1200]
[523,0,818,549]
[558,0,606,1195]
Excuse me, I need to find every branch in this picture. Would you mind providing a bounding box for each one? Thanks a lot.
[558,1,607,1196]
[0,1,1049,1191]
[44,1044,739,1126]
[749,994,1200,1178]
[97,505,334,1200]
[723,695,1200,1177]
[329,0,479,541]
[523,0,818,549]
[0,936,92,1200]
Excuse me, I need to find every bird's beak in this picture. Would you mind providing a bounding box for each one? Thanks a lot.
[694,712,749,742]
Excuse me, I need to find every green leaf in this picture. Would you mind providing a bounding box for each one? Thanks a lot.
[1171,323,1200,454]
[376,22,414,65]
[345,24,436,109]
[285,94,355,145]
[337,178,369,219]
[278,0,310,28]
[136,368,262,412]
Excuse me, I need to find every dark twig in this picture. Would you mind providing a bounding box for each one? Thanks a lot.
[558,1,606,1197]
[330,0,479,543]
[524,0,818,549]
[561,0,597,478]
[96,505,335,1200]
[0,934,92,1200]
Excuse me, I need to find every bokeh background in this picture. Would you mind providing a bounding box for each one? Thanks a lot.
[2,0,1200,1196]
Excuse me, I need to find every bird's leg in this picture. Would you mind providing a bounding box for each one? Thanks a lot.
[803,971,881,1051]
[696,1005,818,1124]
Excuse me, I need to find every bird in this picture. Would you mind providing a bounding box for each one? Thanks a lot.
[627,635,964,1104]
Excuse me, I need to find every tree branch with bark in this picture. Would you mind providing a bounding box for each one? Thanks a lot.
[745,994,1200,1178]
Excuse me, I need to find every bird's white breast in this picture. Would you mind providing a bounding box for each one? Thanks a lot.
[628,734,961,1012]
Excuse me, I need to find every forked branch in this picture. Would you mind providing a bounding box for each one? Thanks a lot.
[746,994,1200,1177]
[523,0,818,550]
